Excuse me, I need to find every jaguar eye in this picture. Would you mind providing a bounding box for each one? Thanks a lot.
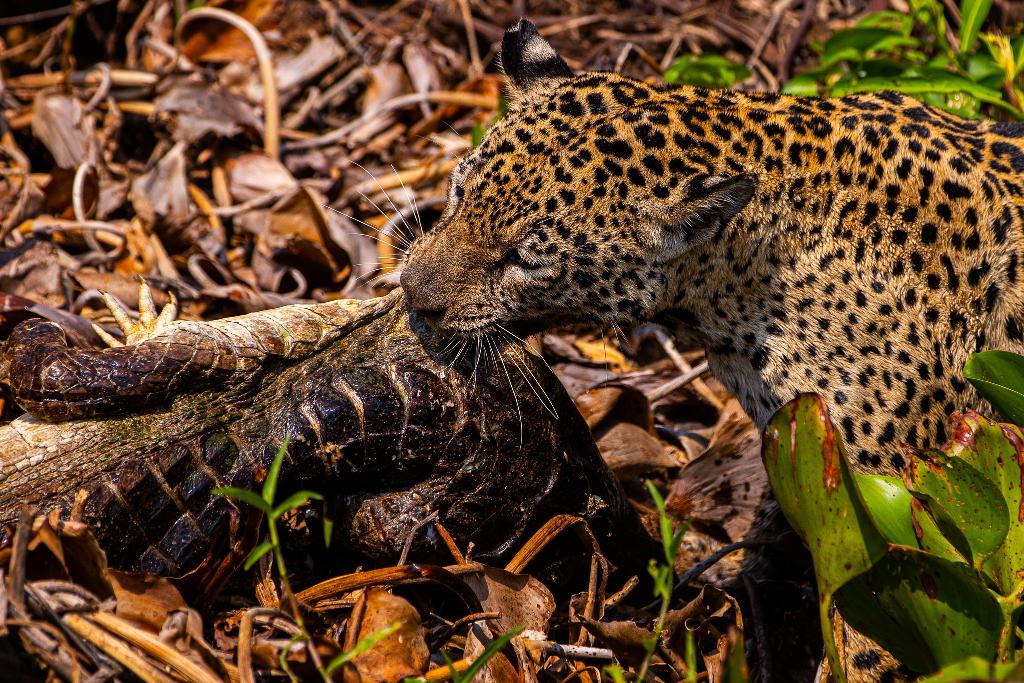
[503,248,541,271]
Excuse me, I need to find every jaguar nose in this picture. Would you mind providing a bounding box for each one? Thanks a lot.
[412,304,448,326]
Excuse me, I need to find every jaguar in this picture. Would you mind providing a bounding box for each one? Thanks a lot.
[401,17,1024,681]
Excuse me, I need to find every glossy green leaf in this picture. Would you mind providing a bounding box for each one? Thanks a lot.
[827,72,1016,113]
[958,0,993,55]
[854,474,918,547]
[821,28,919,66]
[763,395,888,595]
[836,548,1003,673]
[782,74,822,97]
[905,449,1009,565]
[763,395,888,682]
[856,10,915,34]
[943,413,1024,595]
[911,497,966,562]
[664,54,752,88]
[917,657,1024,682]
[963,350,1024,426]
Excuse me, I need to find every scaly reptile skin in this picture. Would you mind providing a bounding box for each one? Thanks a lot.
[0,290,645,591]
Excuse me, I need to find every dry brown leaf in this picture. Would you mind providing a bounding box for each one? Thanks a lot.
[402,40,443,118]
[267,35,344,99]
[597,422,680,478]
[130,141,191,229]
[225,152,297,203]
[25,512,113,600]
[666,399,767,545]
[156,80,261,144]
[180,0,278,62]
[108,570,187,633]
[30,93,96,168]
[463,566,554,683]
[0,240,64,307]
[348,63,411,145]
[351,588,429,682]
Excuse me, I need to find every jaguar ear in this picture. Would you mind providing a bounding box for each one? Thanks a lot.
[501,18,573,105]
[656,174,756,257]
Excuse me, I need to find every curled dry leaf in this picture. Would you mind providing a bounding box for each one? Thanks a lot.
[351,588,429,682]
[224,151,297,203]
[30,93,96,168]
[264,34,344,100]
[348,62,411,145]
[462,566,555,683]
[667,399,767,544]
[179,0,279,63]
[403,40,443,117]
[0,240,64,307]
[108,570,187,633]
[130,141,192,231]
[156,79,261,144]
[576,385,679,477]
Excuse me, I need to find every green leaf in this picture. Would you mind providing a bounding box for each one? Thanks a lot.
[212,487,272,514]
[664,54,752,89]
[270,490,324,520]
[326,622,401,674]
[964,350,1024,426]
[854,474,919,547]
[262,434,291,505]
[911,497,967,562]
[763,395,888,596]
[905,449,1009,566]
[943,413,1024,595]
[917,656,1024,682]
[763,395,889,681]
[827,72,1017,114]
[243,541,274,570]
[836,547,1003,673]
[958,0,993,56]
[602,665,629,683]
[820,28,919,66]
[781,74,822,97]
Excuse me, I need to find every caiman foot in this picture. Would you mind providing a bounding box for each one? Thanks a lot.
[92,279,178,347]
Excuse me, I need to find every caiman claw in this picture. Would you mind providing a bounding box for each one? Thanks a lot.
[92,279,178,347]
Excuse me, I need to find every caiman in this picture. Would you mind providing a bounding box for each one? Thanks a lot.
[0,285,647,592]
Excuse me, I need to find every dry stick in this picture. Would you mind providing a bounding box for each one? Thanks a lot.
[646,360,710,403]
[456,0,482,76]
[649,327,725,410]
[238,607,292,683]
[174,7,280,160]
[398,510,440,565]
[284,91,498,151]
[87,611,223,683]
[777,0,817,83]
[62,613,174,683]
[424,658,471,681]
[747,0,796,67]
